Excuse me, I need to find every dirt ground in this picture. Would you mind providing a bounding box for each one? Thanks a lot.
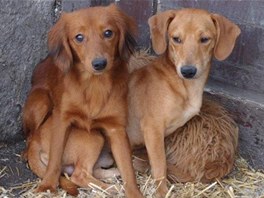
[0,141,37,195]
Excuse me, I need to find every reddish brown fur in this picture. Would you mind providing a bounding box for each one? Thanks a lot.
[22,4,142,197]
[126,8,240,197]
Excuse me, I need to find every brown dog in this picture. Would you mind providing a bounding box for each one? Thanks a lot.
[126,8,240,197]
[22,4,142,198]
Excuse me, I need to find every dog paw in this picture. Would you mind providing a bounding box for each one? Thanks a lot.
[126,188,144,198]
[156,183,168,198]
[36,183,57,193]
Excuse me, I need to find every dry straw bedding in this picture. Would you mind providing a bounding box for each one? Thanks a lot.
[1,156,264,198]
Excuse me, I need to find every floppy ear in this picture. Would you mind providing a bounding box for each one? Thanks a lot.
[48,13,73,72]
[148,10,175,55]
[119,19,137,61]
[109,4,137,61]
[211,14,241,61]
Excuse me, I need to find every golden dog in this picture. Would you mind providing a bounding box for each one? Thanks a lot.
[127,8,240,197]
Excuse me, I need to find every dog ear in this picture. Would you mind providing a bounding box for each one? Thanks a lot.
[109,4,137,61]
[211,14,241,61]
[48,13,73,72]
[119,23,137,61]
[148,10,175,55]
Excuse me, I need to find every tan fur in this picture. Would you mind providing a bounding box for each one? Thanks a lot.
[22,4,142,198]
[127,8,240,197]
[128,50,156,72]
[132,99,238,183]
[166,99,238,183]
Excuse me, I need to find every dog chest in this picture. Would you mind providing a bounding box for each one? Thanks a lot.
[165,103,200,136]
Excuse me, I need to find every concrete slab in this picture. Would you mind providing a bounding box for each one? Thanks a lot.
[205,80,264,169]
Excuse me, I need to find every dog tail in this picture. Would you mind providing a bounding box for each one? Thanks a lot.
[128,49,156,73]
[165,98,238,183]
[59,176,79,196]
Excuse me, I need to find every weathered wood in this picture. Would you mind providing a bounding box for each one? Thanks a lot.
[158,0,264,94]
[116,0,154,47]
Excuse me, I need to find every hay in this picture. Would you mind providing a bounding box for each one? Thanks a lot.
[1,156,263,198]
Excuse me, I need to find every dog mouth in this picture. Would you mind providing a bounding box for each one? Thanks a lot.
[93,70,105,75]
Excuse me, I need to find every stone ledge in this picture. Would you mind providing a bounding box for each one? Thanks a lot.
[205,80,264,169]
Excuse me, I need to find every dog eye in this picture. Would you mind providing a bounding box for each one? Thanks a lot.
[173,37,182,44]
[200,37,210,44]
[75,34,84,42]
[104,30,113,38]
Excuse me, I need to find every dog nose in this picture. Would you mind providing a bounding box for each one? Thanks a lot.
[92,58,107,71]
[181,65,197,79]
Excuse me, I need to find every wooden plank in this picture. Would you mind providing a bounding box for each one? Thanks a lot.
[117,0,155,47]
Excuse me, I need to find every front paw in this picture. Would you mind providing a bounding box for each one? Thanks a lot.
[126,189,144,198]
[156,181,168,198]
[36,181,57,193]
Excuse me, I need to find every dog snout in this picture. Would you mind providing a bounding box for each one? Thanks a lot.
[92,58,107,71]
[180,65,197,79]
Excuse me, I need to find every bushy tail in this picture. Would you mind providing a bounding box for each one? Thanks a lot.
[128,49,156,73]
[166,98,238,183]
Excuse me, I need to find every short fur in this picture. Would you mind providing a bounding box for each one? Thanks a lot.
[126,8,240,197]
[22,4,142,197]
[132,98,239,184]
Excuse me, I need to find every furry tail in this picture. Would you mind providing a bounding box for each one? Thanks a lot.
[128,49,156,73]
[166,98,238,183]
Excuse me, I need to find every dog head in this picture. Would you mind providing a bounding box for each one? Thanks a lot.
[48,4,137,74]
[148,8,241,79]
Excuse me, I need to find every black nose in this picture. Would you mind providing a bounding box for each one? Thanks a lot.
[180,65,197,79]
[92,58,107,71]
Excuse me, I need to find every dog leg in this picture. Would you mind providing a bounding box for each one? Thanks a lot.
[99,122,143,198]
[133,148,150,173]
[37,113,69,193]
[22,88,52,159]
[27,135,47,179]
[23,88,52,136]
[143,125,168,198]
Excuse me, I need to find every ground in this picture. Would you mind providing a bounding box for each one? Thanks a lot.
[0,141,37,196]
[1,141,264,198]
